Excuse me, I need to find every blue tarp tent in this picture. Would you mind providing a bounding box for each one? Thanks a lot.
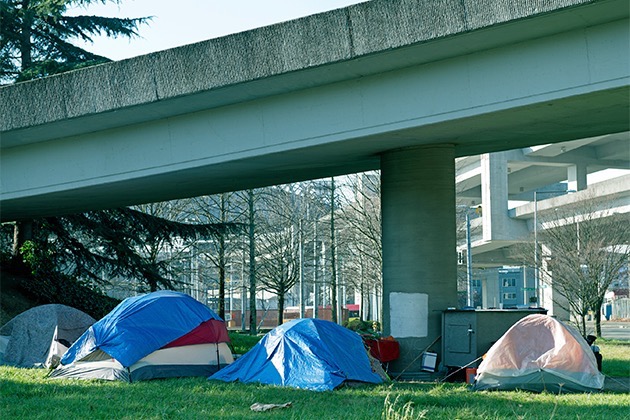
[60,290,222,367]
[210,318,385,391]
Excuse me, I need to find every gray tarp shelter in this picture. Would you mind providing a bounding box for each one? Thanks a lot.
[0,304,95,368]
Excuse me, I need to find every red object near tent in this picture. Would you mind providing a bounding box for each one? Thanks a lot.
[364,337,400,362]
[163,319,230,348]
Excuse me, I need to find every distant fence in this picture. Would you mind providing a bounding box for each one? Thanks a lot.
[225,307,349,330]
[611,298,630,320]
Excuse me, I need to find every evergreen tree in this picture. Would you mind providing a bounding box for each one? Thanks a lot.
[0,0,149,83]
[23,207,242,292]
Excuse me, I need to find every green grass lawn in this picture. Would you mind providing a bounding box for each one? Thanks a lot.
[2,337,627,419]
[1,367,628,419]
[598,339,630,378]
[228,331,264,355]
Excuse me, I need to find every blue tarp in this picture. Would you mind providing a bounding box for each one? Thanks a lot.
[61,291,221,367]
[210,318,384,391]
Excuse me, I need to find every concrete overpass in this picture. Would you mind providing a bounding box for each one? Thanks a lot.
[456,135,630,268]
[455,139,629,316]
[1,0,629,372]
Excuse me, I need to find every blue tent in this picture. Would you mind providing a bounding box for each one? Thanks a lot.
[61,291,222,367]
[210,318,385,391]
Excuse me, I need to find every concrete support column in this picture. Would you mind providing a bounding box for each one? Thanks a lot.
[481,269,500,309]
[481,152,510,241]
[540,244,570,321]
[567,164,587,192]
[381,145,457,374]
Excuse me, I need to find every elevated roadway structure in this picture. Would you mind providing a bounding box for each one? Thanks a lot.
[456,136,629,316]
[457,135,629,267]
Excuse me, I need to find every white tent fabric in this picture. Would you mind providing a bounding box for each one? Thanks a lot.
[473,314,604,393]
[50,343,234,382]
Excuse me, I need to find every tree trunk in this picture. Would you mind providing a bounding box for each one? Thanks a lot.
[218,194,227,319]
[299,220,305,318]
[594,305,602,338]
[248,190,257,335]
[330,177,338,324]
[149,275,158,292]
[277,291,285,325]
[359,252,366,320]
[12,220,33,258]
[19,0,33,72]
[313,222,318,319]
[218,239,225,319]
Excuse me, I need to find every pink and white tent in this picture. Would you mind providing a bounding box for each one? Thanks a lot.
[473,314,604,393]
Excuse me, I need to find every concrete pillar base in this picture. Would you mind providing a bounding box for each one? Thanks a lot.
[381,145,457,374]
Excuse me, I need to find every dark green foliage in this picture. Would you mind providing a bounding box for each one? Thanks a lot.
[0,260,38,324]
[0,258,118,320]
[24,207,243,293]
[9,204,243,318]
[0,0,150,83]
[21,266,119,319]
[0,224,14,264]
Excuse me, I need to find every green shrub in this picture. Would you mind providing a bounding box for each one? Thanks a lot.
[344,318,381,337]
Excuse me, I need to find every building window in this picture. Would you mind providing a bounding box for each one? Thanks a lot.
[503,292,516,301]
[503,278,516,287]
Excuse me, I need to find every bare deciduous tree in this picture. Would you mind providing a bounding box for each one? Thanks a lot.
[338,171,382,321]
[536,196,630,337]
[256,185,301,325]
[189,193,247,319]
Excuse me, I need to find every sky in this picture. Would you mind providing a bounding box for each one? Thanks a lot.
[66,0,368,61]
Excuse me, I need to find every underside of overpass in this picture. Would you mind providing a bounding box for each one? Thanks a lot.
[456,134,630,268]
[1,0,628,374]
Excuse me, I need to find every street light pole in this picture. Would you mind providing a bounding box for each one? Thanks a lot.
[313,221,318,319]
[299,219,305,318]
[466,213,473,307]
[241,245,246,332]
[534,191,539,306]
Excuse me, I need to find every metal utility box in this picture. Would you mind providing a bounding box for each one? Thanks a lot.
[442,309,546,368]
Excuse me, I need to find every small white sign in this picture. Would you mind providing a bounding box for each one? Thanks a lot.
[389,292,428,338]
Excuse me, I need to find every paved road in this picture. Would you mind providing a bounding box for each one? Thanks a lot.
[586,321,630,340]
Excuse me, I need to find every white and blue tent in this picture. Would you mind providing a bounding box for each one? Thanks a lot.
[210,318,386,391]
[50,291,233,382]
